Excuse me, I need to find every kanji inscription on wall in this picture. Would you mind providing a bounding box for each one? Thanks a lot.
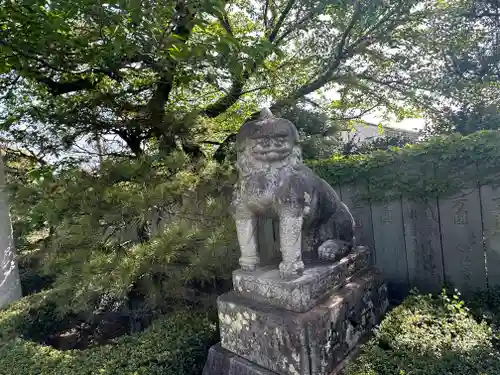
[354,216,363,228]
[381,204,392,223]
[453,199,468,225]
[492,196,500,231]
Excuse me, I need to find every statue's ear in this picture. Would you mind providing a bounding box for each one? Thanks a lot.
[292,146,303,163]
[236,151,252,176]
[258,108,274,120]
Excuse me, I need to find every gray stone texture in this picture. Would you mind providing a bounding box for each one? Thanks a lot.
[217,267,388,375]
[439,189,486,296]
[0,153,22,309]
[231,108,355,278]
[233,246,372,312]
[207,108,389,375]
[203,344,278,375]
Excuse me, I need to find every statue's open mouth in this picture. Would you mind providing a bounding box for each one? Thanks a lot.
[254,148,291,161]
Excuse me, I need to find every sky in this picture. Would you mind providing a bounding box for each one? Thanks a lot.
[362,113,425,131]
[320,89,426,132]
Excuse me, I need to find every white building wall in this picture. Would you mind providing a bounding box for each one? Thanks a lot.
[340,123,419,144]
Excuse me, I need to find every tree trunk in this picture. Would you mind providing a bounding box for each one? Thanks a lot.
[0,152,22,308]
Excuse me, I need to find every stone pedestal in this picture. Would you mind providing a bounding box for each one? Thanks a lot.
[203,248,388,375]
[233,246,371,312]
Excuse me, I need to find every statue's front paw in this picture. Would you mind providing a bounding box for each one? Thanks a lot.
[279,260,304,279]
[239,256,259,272]
[318,240,342,261]
[240,263,257,272]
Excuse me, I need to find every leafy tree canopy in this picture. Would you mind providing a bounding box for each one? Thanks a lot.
[0,0,498,345]
[0,0,446,163]
[421,0,500,135]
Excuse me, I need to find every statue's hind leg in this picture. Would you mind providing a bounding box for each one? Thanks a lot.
[301,227,317,263]
[318,239,351,261]
[316,213,354,261]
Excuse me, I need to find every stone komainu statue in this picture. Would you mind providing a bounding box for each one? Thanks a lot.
[231,108,355,279]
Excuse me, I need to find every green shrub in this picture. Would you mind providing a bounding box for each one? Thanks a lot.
[468,286,500,348]
[14,131,500,316]
[309,130,500,203]
[345,291,500,375]
[10,154,238,313]
[0,293,217,375]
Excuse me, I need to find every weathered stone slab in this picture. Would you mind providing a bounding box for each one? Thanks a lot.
[203,344,278,375]
[339,185,375,252]
[479,182,500,287]
[439,188,486,296]
[371,201,408,299]
[232,246,371,313]
[402,198,444,294]
[218,293,308,375]
[203,340,365,375]
[218,267,388,375]
[306,269,388,375]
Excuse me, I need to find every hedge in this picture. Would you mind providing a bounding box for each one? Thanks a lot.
[345,290,500,375]
[0,293,217,375]
[309,130,500,203]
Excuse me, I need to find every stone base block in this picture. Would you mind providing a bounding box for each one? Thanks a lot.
[218,267,388,375]
[202,341,366,375]
[203,343,278,375]
[232,246,372,312]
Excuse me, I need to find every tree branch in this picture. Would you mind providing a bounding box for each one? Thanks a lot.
[218,12,234,36]
[240,85,270,95]
[274,3,329,45]
[0,76,20,99]
[201,0,300,119]
[37,76,98,95]
[201,72,272,119]
[71,143,136,159]
[202,71,249,118]
[201,53,272,118]
[147,0,197,128]
[268,0,297,42]
[271,3,362,110]
[332,102,382,121]
[0,39,64,73]
[355,74,421,93]
[327,1,362,73]
[1,38,99,95]
[263,0,270,29]
[4,147,47,166]
[274,12,316,45]
[1,38,124,94]
[112,129,146,156]
[348,5,402,51]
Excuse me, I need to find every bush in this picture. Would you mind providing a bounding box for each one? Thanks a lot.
[0,293,217,375]
[9,154,238,313]
[310,130,500,203]
[345,290,500,375]
[468,286,500,349]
